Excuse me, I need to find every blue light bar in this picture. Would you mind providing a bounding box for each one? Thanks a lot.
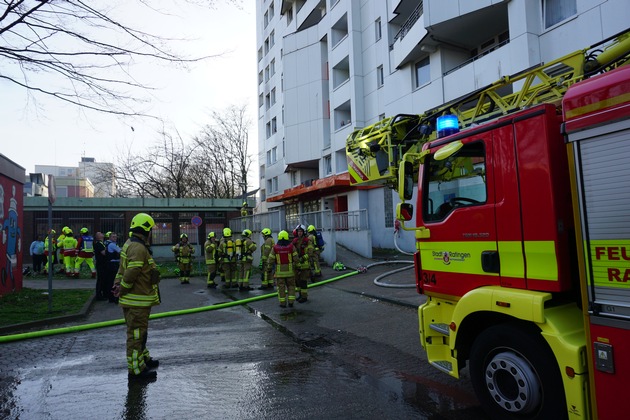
[436,115,459,138]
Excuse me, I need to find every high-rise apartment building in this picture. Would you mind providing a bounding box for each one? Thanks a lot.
[256,0,628,248]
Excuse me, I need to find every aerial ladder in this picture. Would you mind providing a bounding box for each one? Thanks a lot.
[346,29,630,190]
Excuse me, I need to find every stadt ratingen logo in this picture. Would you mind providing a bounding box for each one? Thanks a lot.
[433,250,471,265]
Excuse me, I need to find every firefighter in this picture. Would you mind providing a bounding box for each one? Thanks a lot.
[238,229,257,291]
[204,232,218,289]
[172,233,195,284]
[74,227,96,278]
[42,229,56,275]
[217,227,237,289]
[55,227,68,273]
[112,212,160,381]
[267,230,299,308]
[292,225,313,303]
[258,228,275,290]
[307,224,322,280]
[240,202,248,217]
[62,228,78,277]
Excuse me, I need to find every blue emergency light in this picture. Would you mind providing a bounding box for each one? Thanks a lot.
[436,115,459,138]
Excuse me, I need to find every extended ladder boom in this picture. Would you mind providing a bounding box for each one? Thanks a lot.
[346,29,630,188]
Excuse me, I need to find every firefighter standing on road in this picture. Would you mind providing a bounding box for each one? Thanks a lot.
[62,229,78,277]
[292,225,313,303]
[204,232,218,289]
[259,228,275,290]
[75,227,96,278]
[307,225,322,280]
[218,227,237,289]
[112,212,161,382]
[172,233,195,284]
[43,229,56,275]
[267,230,299,308]
[238,229,257,291]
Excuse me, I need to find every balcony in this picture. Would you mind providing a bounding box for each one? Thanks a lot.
[390,3,428,69]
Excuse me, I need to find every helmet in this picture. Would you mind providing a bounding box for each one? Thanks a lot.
[80,227,88,234]
[49,229,56,235]
[62,226,70,234]
[278,230,289,241]
[105,231,112,239]
[308,225,316,233]
[261,228,271,236]
[130,213,155,232]
[242,229,252,237]
[296,224,305,233]
[66,228,73,235]
[242,202,247,206]
[223,227,232,237]
[207,232,215,239]
[180,233,188,239]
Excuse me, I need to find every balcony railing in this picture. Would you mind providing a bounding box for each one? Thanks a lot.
[390,2,423,49]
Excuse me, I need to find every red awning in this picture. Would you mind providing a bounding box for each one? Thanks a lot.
[266,173,365,202]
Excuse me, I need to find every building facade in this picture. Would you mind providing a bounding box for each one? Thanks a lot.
[256,0,629,251]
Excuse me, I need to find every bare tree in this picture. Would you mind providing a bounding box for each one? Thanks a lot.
[193,104,253,199]
[114,129,199,198]
[0,0,238,116]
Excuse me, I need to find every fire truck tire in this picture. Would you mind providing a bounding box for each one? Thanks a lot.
[469,324,567,420]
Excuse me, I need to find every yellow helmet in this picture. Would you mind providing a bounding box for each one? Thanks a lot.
[130,213,155,232]
[105,231,112,239]
[307,225,316,233]
[208,232,215,239]
[242,229,252,237]
[278,230,289,241]
[62,226,70,234]
[49,229,56,235]
[80,227,88,234]
[223,227,232,237]
[261,228,271,236]
[180,233,188,239]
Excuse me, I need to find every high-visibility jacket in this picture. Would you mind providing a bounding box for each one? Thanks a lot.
[172,242,194,264]
[292,236,313,270]
[116,234,160,308]
[241,238,257,261]
[63,235,78,256]
[268,241,299,278]
[77,234,95,257]
[204,240,217,264]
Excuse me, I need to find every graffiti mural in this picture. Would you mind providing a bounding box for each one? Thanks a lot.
[0,179,23,296]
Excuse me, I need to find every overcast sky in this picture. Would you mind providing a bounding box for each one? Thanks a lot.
[0,1,258,182]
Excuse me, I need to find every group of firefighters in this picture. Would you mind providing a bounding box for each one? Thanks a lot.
[42,226,100,278]
[172,224,324,307]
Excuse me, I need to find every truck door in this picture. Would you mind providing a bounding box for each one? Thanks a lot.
[417,135,500,297]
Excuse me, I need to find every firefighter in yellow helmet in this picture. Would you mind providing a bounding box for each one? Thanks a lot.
[62,228,78,277]
[112,212,160,382]
[292,225,313,303]
[43,229,57,275]
[267,230,299,308]
[240,201,248,217]
[55,227,69,273]
[172,233,195,284]
[217,227,237,289]
[204,232,218,288]
[259,228,275,290]
[74,227,96,278]
[307,224,322,280]
[237,229,257,291]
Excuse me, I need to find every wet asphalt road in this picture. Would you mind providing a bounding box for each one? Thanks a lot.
[0,265,489,419]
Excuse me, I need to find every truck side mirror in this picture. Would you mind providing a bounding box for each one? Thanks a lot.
[396,203,413,221]
[399,161,414,200]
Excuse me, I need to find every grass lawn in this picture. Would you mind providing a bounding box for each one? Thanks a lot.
[0,288,93,327]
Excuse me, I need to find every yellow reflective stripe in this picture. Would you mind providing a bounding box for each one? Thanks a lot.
[498,241,525,278]
[419,240,558,280]
[133,328,140,340]
[523,241,558,281]
[119,293,159,307]
[120,280,132,288]
[128,261,144,268]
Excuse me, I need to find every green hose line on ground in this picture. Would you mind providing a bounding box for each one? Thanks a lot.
[0,270,359,344]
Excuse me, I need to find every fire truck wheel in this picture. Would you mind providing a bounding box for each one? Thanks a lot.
[469,323,567,420]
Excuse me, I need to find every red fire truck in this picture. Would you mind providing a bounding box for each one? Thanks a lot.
[346,30,630,419]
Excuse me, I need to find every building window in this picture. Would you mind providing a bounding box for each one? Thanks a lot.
[265,65,270,82]
[414,57,430,88]
[270,59,276,76]
[264,37,270,55]
[270,30,275,48]
[265,93,271,110]
[272,176,278,193]
[271,147,277,163]
[290,171,298,186]
[266,150,271,165]
[377,65,384,88]
[258,93,264,108]
[258,70,263,85]
[269,2,275,19]
[264,11,269,28]
[542,0,576,29]
[266,122,271,138]
[287,7,293,24]
[384,189,394,228]
[323,155,332,175]
[271,117,277,134]
[271,88,276,106]
[375,17,382,41]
